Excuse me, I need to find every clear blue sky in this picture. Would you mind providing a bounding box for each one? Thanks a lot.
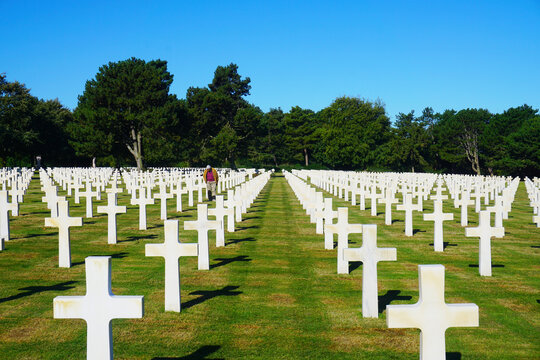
[2,0,539,120]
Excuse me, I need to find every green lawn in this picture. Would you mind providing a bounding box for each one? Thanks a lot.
[0,172,538,359]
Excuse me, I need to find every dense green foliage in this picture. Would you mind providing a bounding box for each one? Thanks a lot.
[1,61,538,176]
[0,74,77,167]
[69,58,184,169]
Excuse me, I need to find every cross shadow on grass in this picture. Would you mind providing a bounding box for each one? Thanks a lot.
[349,261,362,273]
[0,281,77,304]
[226,237,256,245]
[151,345,223,360]
[236,224,260,231]
[210,255,251,269]
[429,242,458,250]
[378,290,412,313]
[120,234,157,243]
[72,252,128,266]
[532,245,540,248]
[19,232,56,240]
[182,286,242,311]
[468,264,505,268]
[412,229,426,235]
[446,352,462,360]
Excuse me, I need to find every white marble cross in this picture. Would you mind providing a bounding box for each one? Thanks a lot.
[423,200,454,252]
[53,256,144,360]
[97,193,127,244]
[208,195,227,247]
[343,224,396,317]
[224,189,236,232]
[145,220,198,312]
[130,187,155,230]
[379,187,398,225]
[486,194,505,228]
[387,264,479,360]
[396,193,421,236]
[45,200,83,268]
[79,184,99,218]
[465,210,504,276]
[154,184,173,220]
[42,186,60,218]
[368,185,383,216]
[184,204,219,270]
[171,179,186,212]
[321,198,338,249]
[455,190,475,226]
[0,190,17,243]
[324,207,363,273]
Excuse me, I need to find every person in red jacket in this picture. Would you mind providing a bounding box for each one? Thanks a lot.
[203,165,219,201]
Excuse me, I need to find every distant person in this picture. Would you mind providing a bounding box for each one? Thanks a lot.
[203,165,219,201]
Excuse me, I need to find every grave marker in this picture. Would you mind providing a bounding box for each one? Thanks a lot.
[97,193,127,244]
[387,264,479,360]
[145,220,198,312]
[465,210,504,276]
[53,256,144,360]
[184,204,219,270]
[324,207,363,273]
[44,200,83,268]
[343,224,396,317]
[423,200,454,252]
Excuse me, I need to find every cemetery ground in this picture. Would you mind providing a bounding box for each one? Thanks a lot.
[0,172,538,359]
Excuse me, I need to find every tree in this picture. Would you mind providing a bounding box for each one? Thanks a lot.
[0,74,75,167]
[0,74,39,166]
[434,108,490,175]
[262,108,285,167]
[70,58,182,169]
[187,63,253,167]
[481,104,538,175]
[283,106,320,166]
[318,97,391,170]
[391,111,430,172]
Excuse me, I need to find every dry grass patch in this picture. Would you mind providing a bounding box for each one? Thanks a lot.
[267,293,296,307]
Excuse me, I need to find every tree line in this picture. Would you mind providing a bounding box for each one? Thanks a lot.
[1,58,538,177]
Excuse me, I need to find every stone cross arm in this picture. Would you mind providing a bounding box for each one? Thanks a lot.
[423,212,454,222]
[184,220,219,231]
[146,242,197,258]
[54,294,144,321]
[45,216,83,228]
[387,302,479,330]
[344,246,396,262]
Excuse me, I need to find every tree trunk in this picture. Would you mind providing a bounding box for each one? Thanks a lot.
[460,131,481,175]
[304,148,309,167]
[126,128,144,170]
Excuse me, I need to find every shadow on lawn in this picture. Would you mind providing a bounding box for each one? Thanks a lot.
[210,255,251,269]
[349,261,362,273]
[0,281,77,304]
[429,242,458,250]
[121,234,157,243]
[20,232,56,239]
[71,252,128,266]
[235,224,260,231]
[182,286,242,310]
[468,264,505,268]
[378,290,413,313]
[226,237,256,245]
[446,352,462,360]
[151,345,223,360]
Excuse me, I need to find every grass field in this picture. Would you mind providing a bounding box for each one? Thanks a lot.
[0,172,538,359]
